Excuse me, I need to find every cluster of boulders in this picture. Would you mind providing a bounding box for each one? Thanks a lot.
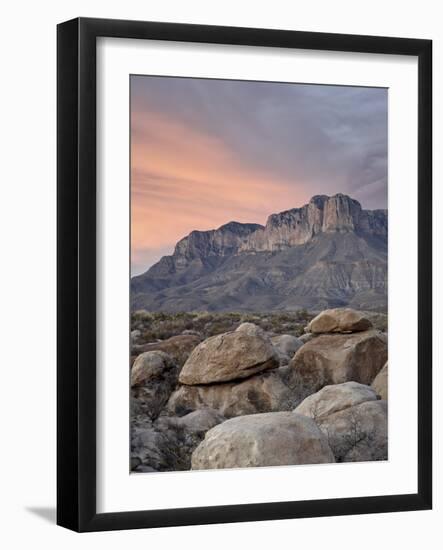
[131,308,388,472]
[131,333,202,367]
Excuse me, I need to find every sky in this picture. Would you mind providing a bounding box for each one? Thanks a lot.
[131,76,387,275]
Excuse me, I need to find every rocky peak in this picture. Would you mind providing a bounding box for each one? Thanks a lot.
[218,221,263,235]
[321,193,362,233]
[173,221,263,265]
[239,193,381,253]
[142,193,387,276]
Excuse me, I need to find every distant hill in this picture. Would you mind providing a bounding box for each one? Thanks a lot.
[131,193,387,313]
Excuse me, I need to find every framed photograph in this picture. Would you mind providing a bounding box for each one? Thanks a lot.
[57,17,432,532]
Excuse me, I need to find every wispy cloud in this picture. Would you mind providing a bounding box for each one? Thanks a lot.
[131,76,387,274]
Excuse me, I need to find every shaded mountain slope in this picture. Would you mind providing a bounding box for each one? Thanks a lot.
[132,194,387,312]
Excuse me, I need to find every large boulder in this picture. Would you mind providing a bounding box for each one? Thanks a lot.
[306,308,373,334]
[179,328,279,385]
[294,381,378,421]
[317,400,388,462]
[131,334,201,367]
[371,362,388,400]
[289,329,387,398]
[271,334,303,364]
[168,367,299,418]
[191,412,335,470]
[131,351,179,419]
[131,350,175,386]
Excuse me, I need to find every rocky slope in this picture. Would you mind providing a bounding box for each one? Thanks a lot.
[132,194,387,312]
[131,308,388,472]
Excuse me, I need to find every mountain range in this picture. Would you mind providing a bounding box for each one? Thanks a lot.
[131,193,388,313]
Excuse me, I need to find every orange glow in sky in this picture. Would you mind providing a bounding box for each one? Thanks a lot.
[130,76,387,275]
[131,109,306,274]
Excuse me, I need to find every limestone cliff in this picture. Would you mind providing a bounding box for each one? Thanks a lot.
[131,194,387,312]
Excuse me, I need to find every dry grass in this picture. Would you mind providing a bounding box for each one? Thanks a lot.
[131,310,315,344]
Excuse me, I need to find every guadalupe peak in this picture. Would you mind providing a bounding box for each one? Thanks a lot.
[238,193,386,253]
[131,193,388,312]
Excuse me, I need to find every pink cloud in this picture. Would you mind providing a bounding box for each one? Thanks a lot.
[131,109,308,274]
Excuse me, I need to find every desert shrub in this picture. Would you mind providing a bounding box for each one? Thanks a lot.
[131,310,317,342]
[205,319,237,337]
[292,323,306,337]
[131,310,154,323]
[276,368,316,411]
[296,308,312,322]
[238,313,261,324]
[368,313,388,332]
[314,410,386,463]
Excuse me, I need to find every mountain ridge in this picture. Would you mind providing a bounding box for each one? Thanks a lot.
[132,193,388,313]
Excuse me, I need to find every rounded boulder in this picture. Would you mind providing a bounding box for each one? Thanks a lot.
[294,381,378,421]
[290,329,387,397]
[371,362,388,400]
[191,412,335,470]
[179,329,279,385]
[306,308,373,334]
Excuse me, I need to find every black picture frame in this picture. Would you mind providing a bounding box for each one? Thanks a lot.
[57,17,432,532]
